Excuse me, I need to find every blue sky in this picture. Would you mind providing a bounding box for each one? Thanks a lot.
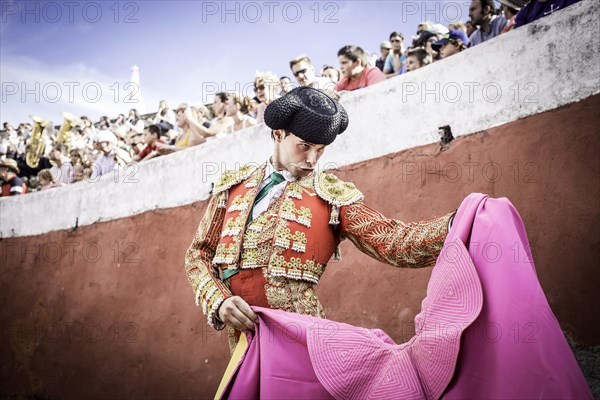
[1,0,471,125]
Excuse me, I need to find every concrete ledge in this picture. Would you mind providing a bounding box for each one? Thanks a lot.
[1,0,598,238]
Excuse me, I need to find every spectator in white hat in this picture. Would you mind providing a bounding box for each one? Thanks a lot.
[90,130,118,179]
[375,41,391,71]
[0,158,26,196]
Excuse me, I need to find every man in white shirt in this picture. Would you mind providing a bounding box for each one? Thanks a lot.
[49,144,73,185]
[90,130,118,179]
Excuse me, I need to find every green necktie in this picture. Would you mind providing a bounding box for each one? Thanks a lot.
[252,171,285,210]
[222,171,285,281]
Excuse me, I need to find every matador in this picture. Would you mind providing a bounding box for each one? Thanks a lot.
[184,87,455,352]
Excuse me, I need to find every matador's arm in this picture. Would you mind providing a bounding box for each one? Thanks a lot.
[340,202,454,268]
[184,194,232,329]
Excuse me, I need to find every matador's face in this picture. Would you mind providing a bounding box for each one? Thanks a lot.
[274,132,326,178]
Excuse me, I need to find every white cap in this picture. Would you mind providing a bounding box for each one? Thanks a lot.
[431,23,449,35]
[96,130,117,144]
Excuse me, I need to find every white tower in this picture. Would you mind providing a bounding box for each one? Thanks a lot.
[129,65,147,113]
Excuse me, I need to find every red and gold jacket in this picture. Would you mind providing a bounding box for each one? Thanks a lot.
[184,162,453,329]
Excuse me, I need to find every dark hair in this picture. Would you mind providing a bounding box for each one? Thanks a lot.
[270,130,292,141]
[215,92,229,103]
[148,124,162,137]
[414,30,439,48]
[389,31,404,41]
[337,45,367,65]
[407,48,433,67]
[322,65,341,82]
[479,0,498,15]
[280,76,291,81]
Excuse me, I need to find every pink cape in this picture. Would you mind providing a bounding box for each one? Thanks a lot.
[217,193,592,399]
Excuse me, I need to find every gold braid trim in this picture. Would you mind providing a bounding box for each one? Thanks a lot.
[212,162,264,195]
[184,195,233,330]
[341,203,452,269]
[313,172,364,226]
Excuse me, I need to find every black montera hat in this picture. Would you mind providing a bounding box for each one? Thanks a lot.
[264,86,348,145]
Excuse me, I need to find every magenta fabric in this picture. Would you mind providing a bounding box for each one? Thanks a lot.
[219,193,592,399]
[222,310,335,400]
[441,194,592,399]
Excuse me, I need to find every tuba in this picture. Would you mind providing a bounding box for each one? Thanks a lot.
[26,115,48,169]
[56,111,82,150]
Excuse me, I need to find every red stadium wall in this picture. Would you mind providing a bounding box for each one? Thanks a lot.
[1,94,598,399]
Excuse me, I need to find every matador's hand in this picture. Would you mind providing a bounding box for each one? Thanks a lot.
[218,296,258,331]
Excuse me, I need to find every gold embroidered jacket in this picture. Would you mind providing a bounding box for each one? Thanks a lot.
[184,163,452,329]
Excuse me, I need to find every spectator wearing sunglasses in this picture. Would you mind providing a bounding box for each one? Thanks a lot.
[254,72,281,124]
[383,32,407,78]
[289,55,334,91]
[376,41,391,71]
[431,30,471,59]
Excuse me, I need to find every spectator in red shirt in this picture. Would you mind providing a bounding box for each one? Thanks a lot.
[0,158,26,197]
[335,45,387,93]
[134,125,165,162]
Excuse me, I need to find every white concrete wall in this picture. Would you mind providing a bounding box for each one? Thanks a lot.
[2,0,598,238]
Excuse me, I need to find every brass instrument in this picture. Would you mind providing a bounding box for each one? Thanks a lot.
[56,112,82,150]
[26,115,48,169]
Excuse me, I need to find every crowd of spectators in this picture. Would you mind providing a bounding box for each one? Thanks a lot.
[0,0,580,197]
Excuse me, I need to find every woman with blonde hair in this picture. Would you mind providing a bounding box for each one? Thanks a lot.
[254,71,280,123]
[226,94,257,133]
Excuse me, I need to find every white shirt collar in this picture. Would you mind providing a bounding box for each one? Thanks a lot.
[265,158,297,182]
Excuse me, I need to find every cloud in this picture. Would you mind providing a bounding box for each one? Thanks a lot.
[1,56,160,124]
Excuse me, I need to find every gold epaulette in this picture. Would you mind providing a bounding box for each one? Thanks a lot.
[212,163,262,195]
[313,172,364,207]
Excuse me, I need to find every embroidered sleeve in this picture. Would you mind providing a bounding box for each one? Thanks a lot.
[184,194,232,330]
[340,202,452,268]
